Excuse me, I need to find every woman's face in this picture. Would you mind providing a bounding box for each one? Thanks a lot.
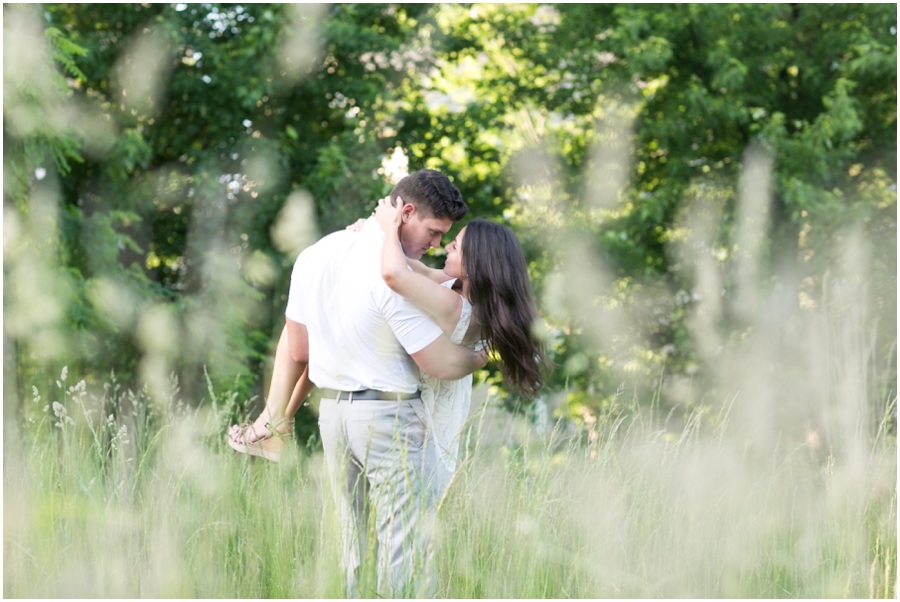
[442,226,466,280]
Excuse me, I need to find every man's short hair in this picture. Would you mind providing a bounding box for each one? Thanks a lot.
[390,169,468,221]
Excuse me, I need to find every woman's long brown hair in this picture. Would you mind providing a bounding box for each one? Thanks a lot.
[462,219,550,399]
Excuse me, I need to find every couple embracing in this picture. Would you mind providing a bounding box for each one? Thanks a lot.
[228,169,549,597]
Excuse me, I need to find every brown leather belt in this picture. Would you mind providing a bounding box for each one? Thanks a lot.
[319,388,420,402]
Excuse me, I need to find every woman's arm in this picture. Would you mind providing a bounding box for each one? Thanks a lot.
[406,258,452,284]
[349,213,450,283]
[348,210,451,285]
[375,197,462,337]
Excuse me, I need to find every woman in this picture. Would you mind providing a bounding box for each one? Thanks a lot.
[228,197,549,477]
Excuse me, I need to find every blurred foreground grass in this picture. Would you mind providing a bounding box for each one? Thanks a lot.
[4,367,895,598]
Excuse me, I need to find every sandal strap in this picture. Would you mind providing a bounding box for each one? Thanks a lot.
[238,422,270,445]
[264,419,293,437]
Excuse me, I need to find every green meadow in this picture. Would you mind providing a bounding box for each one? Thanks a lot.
[5,354,895,597]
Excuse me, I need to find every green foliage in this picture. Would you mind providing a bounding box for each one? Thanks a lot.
[44,26,87,81]
[4,4,896,430]
[402,4,896,419]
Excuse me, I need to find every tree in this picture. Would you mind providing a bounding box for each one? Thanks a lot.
[392,4,896,418]
[5,4,896,432]
[8,4,430,411]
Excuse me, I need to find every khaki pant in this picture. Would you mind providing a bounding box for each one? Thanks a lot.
[318,395,442,597]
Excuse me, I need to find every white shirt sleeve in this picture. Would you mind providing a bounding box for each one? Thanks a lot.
[285,246,313,323]
[376,283,443,355]
[364,222,442,354]
[286,229,354,324]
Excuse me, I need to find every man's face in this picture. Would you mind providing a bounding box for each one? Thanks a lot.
[398,204,453,259]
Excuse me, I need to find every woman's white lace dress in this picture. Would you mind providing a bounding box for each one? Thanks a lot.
[417,279,484,490]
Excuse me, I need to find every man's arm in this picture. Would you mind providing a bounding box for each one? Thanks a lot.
[286,317,309,364]
[411,334,488,381]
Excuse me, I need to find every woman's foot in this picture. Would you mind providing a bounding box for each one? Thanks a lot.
[227,413,293,463]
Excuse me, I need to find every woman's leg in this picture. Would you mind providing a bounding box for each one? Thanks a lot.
[229,325,312,443]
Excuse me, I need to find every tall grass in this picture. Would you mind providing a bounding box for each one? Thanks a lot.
[439,393,895,598]
[5,372,342,598]
[4,354,895,597]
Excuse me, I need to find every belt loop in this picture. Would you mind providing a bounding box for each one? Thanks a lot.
[348,391,354,403]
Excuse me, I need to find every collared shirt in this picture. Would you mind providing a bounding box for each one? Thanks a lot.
[285,218,443,393]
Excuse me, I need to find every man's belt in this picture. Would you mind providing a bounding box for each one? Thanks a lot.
[319,388,420,401]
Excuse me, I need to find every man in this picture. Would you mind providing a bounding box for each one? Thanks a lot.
[285,169,486,596]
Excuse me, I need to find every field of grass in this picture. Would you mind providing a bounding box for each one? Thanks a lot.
[4,359,895,598]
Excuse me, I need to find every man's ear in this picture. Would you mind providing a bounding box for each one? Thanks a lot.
[401,203,416,223]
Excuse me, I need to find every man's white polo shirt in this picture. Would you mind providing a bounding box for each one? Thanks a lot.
[285,218,443,393]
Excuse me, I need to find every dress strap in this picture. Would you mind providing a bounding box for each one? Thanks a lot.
[440,278,474,345]
[450,297,473,345]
